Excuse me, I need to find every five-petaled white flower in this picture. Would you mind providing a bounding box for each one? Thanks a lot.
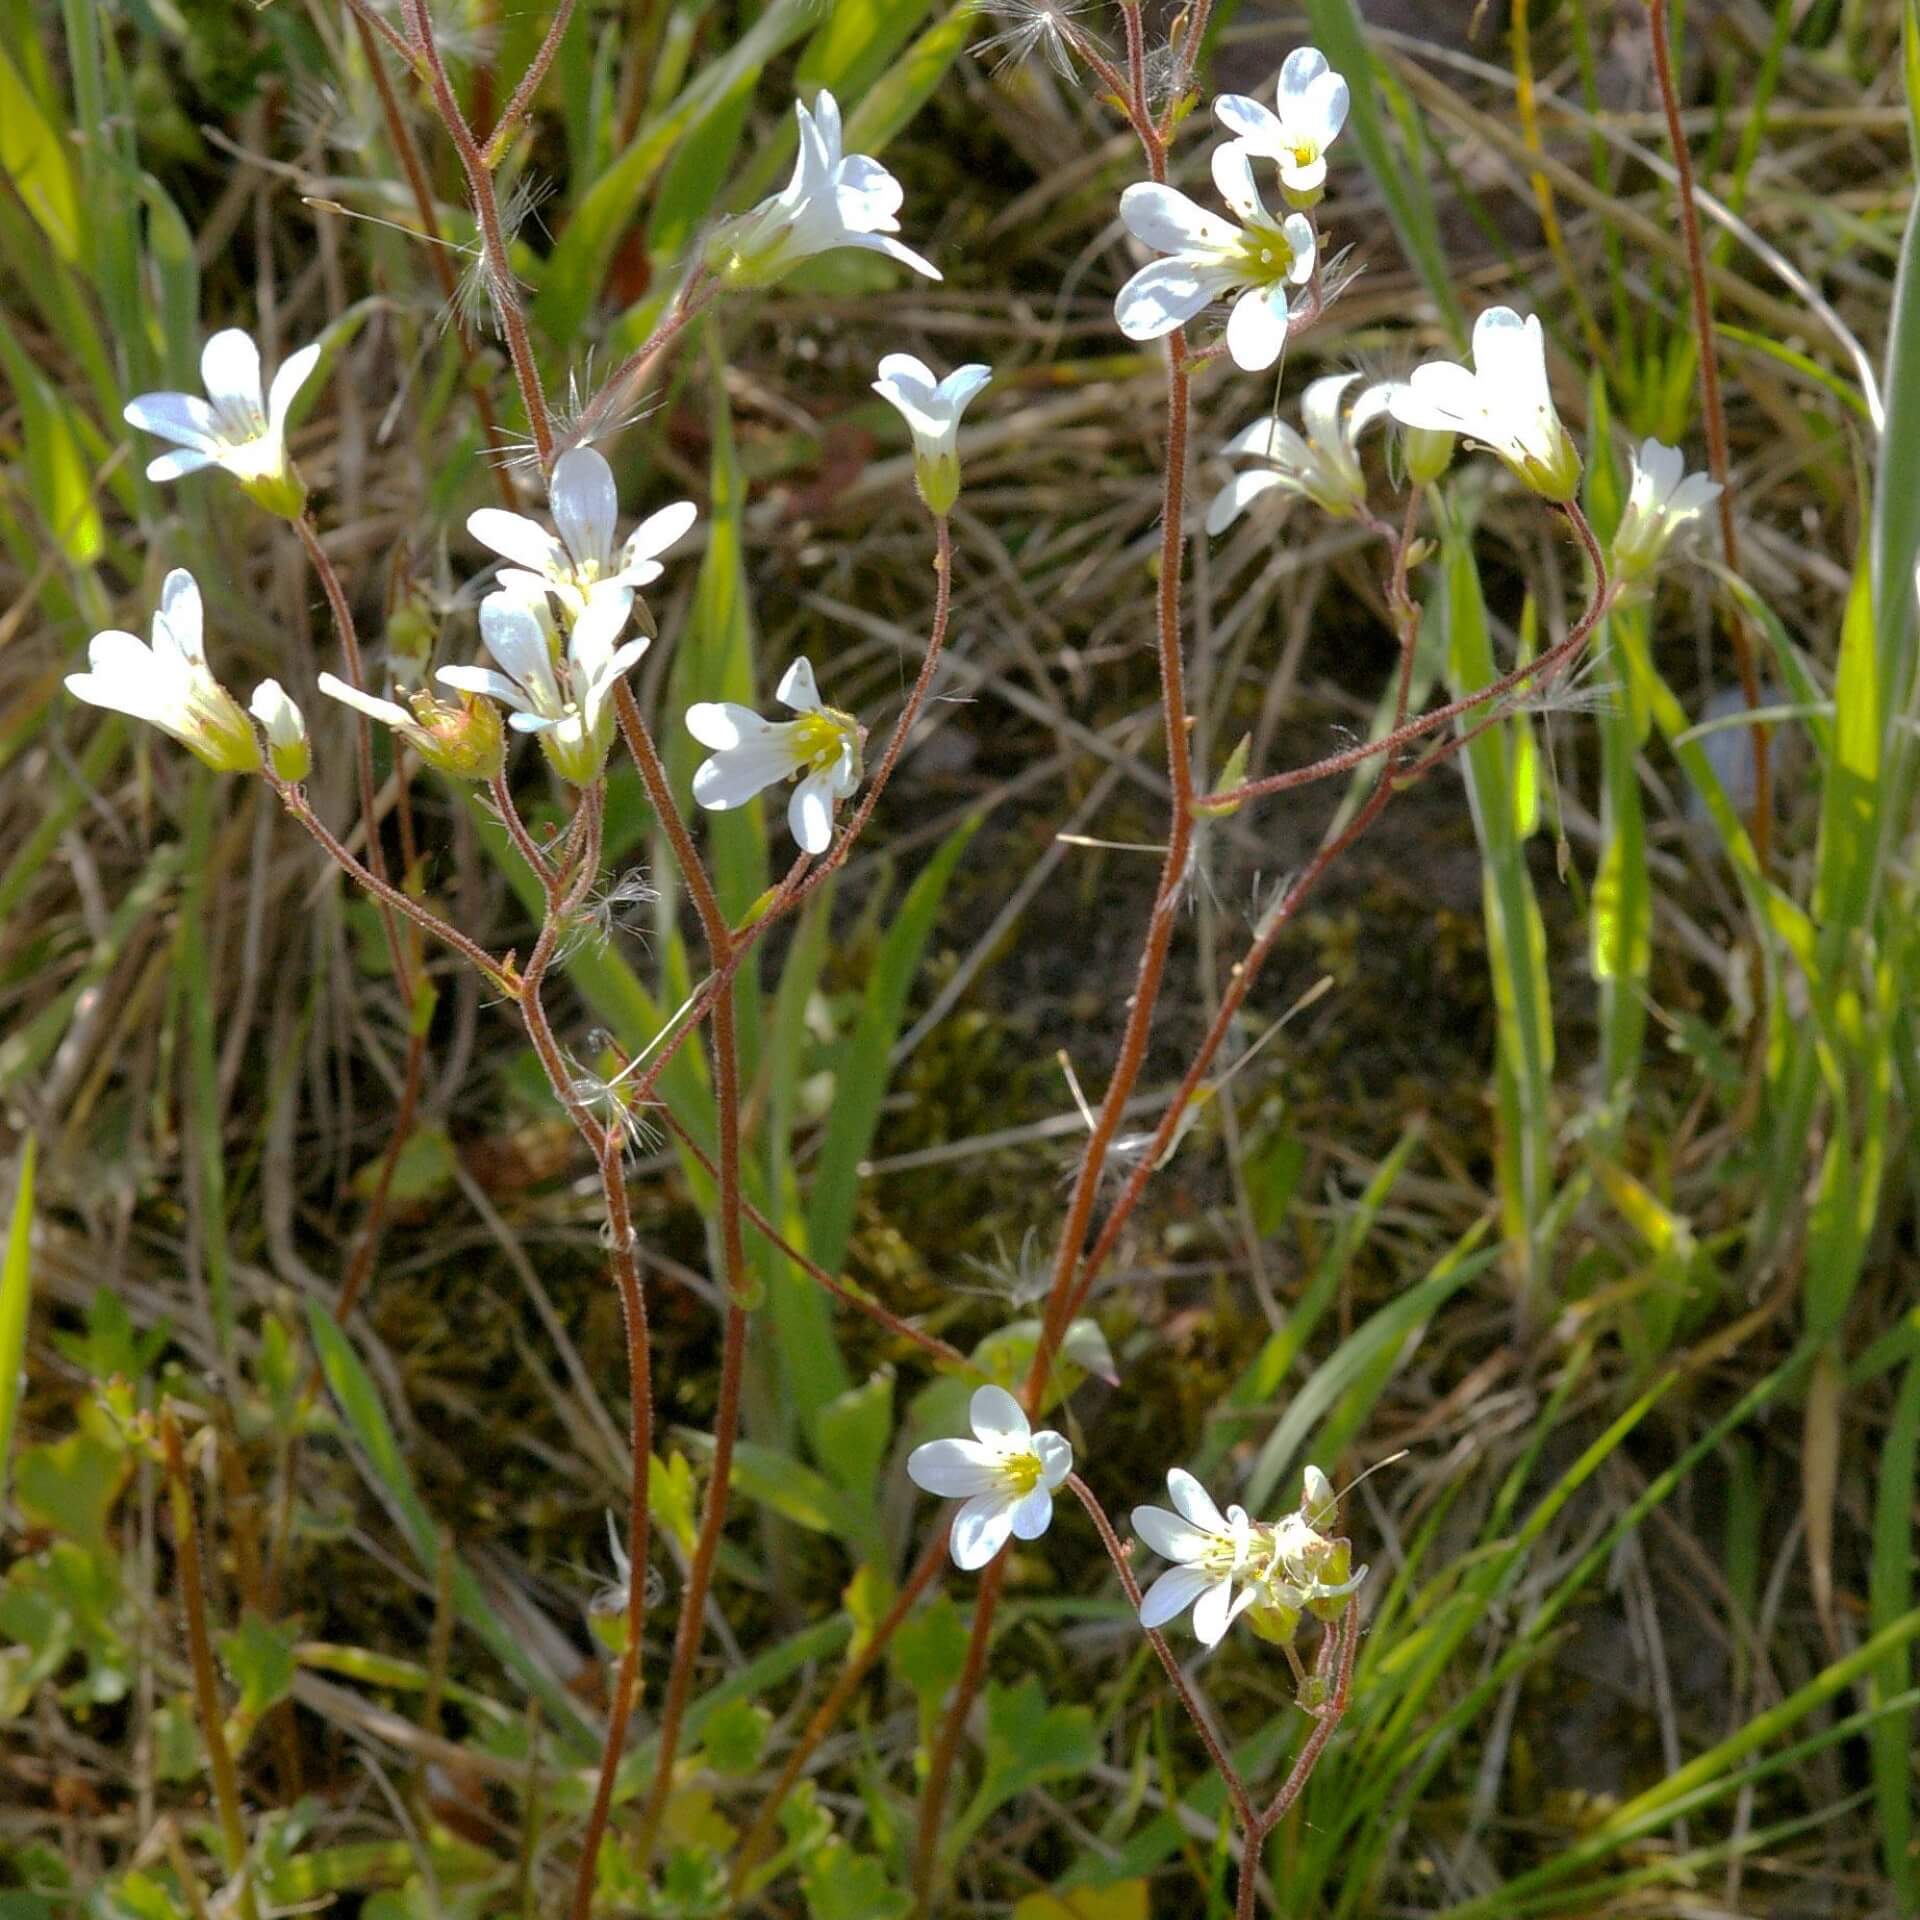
[1611,437,1722,584]
[250,678,311,783]
[123,329,322,519]
[65,569,260,773]
[317,674,506,782]
[1386,306,1582,502]
[1132,1469,1261,1646]
[707,91,940,289]
[466,448,696,650]
[907,1385,1073,1571]
[1115,144,1318,373]
[1207,372,1394,532]
[872,353,992,515]
[1214,47,1351,204]
[686,658,864,855]
[437,589,648,788]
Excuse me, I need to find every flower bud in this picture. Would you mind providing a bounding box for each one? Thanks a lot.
[235,462,308,523]
[1403,425,1455,487]
[409,691,506,782]
[250,678,311,783]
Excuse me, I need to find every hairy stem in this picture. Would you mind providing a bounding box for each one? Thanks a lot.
[160,1413,261,1920]
[1644,0,1770,864]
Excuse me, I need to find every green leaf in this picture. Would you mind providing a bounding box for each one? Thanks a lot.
[0,38,80,262]
[304,1303,595,1748]
[14,1428,127,1556]
[218,1610,297,1747]
[813,1369,894,1512]
[351,1124,457,1205]
[1870,1354,1920,1912]
[0,309,102,565]
[1813,546,1880,934]
[0,1133,33,1512]
[891,1591,967,1738]
[700,1696,771,1774]
[948,1677,1097,1858]
[802,1843,909,1920]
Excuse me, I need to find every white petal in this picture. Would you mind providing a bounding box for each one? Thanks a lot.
[200,329,263,416]
[1138,1564,1212,1630]
[1299,68,1350,146]
[788,771,836,853]
[950,1491,1016,1570]
[569,585,635,666]
[145,446,218,482]
[1350,381,1399,435]
[876,351,938,394]
[968,1384,1031,1448]
[1115,258,1217,342]
[317,672,414,730]
[1279,152,1329,196]
[1668,472,1722,518]
[1210,143,1266,226]
[849,231,942,280]
[468,507,566,578]
[1393,361,1482,434]
[1033,1430,1073,1489]
[776,656,823,713]
[1472,307,1548,413]
[622,498,698,569]
[1226,283,1291,373]
[1119,182,1238,256]
[550,448,619,573]
[685,700,772,752]
[1191,1574,1238,1647]
[1007,1485,1056,1541]
[811,91,845,162]
[1132,1505,1211,1563]
[834,153,905,233]
[1277,45,1331,107]
[906,1437,1001,1497]
[1213,94,1285,146]
[480,593,562,707]
[1166,1469,1228,1534]
[1206,469,1285,535]
[157,570,205,666]
[1634,438,1684,503]
[123,391,218,449]
[1281,213,1317,284]
[1221,417,1292,462]
[249,678,301,735]
[266,342,323,434]
[436,664,532,710]
[692,742,795,810]
[1301,372,1361,449]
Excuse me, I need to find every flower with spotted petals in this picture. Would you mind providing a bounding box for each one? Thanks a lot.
[907,1385,1073,1570]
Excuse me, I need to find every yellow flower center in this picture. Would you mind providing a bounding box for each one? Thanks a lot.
[791,708,855,774]
[1237,230,1297,287]
[1292,141,1318,168]
[1000,1449,1043,1495]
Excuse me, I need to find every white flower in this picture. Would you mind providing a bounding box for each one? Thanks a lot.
[437,589,647,788]
[466,448,695,649]
[906,1385,1073,1571]
[1206,372,1394,532]
[686,658,863,855]
[65,569,260,773]
[872,353,992,515]
[317,673,506,781]
[1115,145,1318,373]
[707,91,940,289]
[1385,306,1582,502]
[123,329,322,518]
[1214,47,1351,202]
[1611,437,1721,583]
[1132,1468,1261,1646]
[250,678,310,783]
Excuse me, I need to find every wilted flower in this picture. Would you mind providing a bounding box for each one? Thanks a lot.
[1206,372,1394,532]
[317,673,506,781]
[65,570,260,773]
[1610,437,1721,584]
[686,658,863,855]
[436,589,647,789]
[1214,47,1350,205]
[872,354,992,515]
[466,448,695,648]
[1133,1469,1260,1646]
[1385,307,1581,502]
[123,328,322,519]
[707,92,940,289]
[907,1385,1072,1570]
[250,679,311,783]
[1114,144,1317,372]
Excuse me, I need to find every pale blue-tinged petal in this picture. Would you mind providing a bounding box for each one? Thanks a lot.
[1166,1469,1228,1535]
[968,1384,1031,1447]
[1191,1574,1239,1646]
[1008,1485,1055,1540]
[1138,1564,1211,1630]
[468,507,566,578]
[124,390,218,448]
[950,1491,1015,1570]
[686,701,771,752]
[550,447,620,572]
[1033,1431,1072,1488]
[146,446,218,483]
[777,656,823,713]
[1226,283,1291,373]
[266,342,323,435]
[1205,469,1286,535]
[788,771,836,853]
[1119,181,1237,256]
[1213,93,1285,147]
[1115,258,1216,342]
[158,570,205,666]
[201,329,263,418]
[436,664,531,711]
[1132,1504,1211,1563]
